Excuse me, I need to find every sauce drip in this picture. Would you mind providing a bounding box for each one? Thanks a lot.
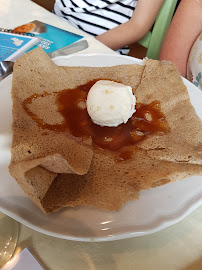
[23,80,170,160]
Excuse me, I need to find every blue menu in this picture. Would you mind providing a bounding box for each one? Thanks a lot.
[26,20,84,54]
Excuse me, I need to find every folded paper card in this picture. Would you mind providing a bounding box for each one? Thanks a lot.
[0,32,39,61]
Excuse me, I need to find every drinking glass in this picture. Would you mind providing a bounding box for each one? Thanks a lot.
[0,212,19,268]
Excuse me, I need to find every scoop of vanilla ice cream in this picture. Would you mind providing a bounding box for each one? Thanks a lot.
[86,80,136,127]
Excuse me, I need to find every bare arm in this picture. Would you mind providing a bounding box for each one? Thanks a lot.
[159,0,202,77]
[95,0,165,50]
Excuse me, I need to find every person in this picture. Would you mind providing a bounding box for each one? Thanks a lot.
[159,0,202,89]
[54,0,164,55]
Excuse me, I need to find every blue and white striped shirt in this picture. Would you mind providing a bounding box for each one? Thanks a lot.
[54,0,138,54]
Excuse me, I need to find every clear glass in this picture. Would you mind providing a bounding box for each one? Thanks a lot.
[0,213,19,268]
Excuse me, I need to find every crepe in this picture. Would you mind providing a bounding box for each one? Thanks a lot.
[9,47,202,213]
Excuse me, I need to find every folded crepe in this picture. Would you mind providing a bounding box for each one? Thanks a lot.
[9,48,202,213]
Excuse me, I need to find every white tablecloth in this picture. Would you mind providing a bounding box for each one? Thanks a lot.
[1,1,202,269]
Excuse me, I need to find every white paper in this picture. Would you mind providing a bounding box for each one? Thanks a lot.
[1,248,44,270]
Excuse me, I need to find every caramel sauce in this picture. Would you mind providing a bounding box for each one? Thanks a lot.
[23,80,170,160]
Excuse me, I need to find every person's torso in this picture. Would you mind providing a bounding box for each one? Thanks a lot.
[54,0,137,37]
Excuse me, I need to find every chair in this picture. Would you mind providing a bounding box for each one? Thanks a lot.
[138,0,178,60]
[31,0,55,12]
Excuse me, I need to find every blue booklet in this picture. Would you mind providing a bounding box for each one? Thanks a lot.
[0,32,39,61]
[13,20,84,54]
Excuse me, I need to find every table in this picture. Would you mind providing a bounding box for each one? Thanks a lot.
[1,1,202,269]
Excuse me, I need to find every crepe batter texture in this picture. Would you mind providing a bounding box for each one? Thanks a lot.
[9,48,202,214]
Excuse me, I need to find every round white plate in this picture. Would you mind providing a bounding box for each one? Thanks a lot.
[0,54,202,242]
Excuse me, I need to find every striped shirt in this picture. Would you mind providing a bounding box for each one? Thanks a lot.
[54,0,138,54]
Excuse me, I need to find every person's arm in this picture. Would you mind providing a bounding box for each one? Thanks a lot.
[95,0,164,50]
[159,0,202,77]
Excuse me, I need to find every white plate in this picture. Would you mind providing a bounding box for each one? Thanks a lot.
[0,54,202,242]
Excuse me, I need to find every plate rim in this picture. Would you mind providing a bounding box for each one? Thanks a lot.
[1,191,202,242]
